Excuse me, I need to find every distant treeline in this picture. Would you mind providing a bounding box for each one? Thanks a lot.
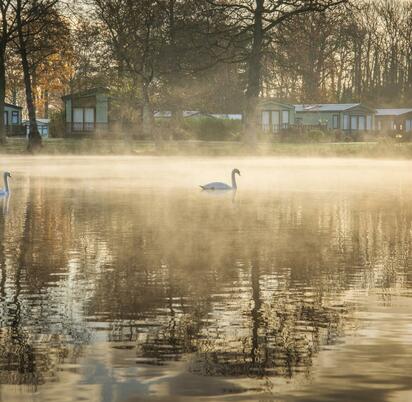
[266,1,412,107]
[2,0,412,147]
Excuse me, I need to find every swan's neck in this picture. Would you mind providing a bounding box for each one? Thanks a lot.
[3,175,9,192]
[231,171,237,190]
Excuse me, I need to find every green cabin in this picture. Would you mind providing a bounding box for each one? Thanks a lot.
[257,100,296,132]
[3,103,23,136]
[62,87,110,136]
[376,109,412,132]
[295,103,376,132]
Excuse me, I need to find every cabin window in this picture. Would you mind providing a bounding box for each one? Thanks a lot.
[351,116,358,130]
[261,110,287,132]
[343,114,349,130]
[358,116,366,131]
[3,111,8,125]
[367,115,372,130]
[84,108,95,131]
[271,111,280,131]
[406,120,412,132]
[262,111,270,131]
[332,115,339,129]
[73,108,83,131]
[282,110,289,128]
[40,125,48,136]
[11,111,19,124]
[73,107,95,131]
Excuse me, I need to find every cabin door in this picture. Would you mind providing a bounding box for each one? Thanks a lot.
[262,111,270,131]
[367,115,372,130]
[84,108,95,131]
[73,108,84,131]
[271,111,280,132]
[282,111,289,128]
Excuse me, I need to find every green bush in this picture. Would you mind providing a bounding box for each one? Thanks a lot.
[183,117,242,141]
[307,130,326,143]
[155,119,193,140]
[155,117,241,141]
[49,110,65,138]
[279,127,304,143]
[401,131,412,142]
[377,135,397,145]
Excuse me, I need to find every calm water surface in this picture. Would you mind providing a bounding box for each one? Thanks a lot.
[1,156,412,402]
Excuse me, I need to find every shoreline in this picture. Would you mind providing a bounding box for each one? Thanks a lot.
[1,137,411,159]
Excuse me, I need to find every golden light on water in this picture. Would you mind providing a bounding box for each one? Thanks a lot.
[1,156,412,401]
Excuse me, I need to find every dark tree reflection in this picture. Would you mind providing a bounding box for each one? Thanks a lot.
[0,184,89,388]
[0,180,412,390]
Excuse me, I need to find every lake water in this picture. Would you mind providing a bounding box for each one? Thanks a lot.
[1,156,412,402]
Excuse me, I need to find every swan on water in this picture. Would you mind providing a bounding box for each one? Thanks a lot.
[0,172,11,196]
[200,168,240,190]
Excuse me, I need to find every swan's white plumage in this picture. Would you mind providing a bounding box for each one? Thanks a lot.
[200,182,232,190]
[200,168,240,191]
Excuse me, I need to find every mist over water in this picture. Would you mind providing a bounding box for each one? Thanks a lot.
[1,156,412,402]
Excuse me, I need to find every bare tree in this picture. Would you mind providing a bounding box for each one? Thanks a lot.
[202,0,349,143]
[13,0,60,151]
[0,0,18,144]
[93,0,167,145]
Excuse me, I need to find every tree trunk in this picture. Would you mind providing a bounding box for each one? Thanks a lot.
[170,106,183,126]
[141,81,161,147]
[168,0,184,135]
[243,0,264,146]
[44,89,49,119]
[0,47,6,145]
[16,0,42,152]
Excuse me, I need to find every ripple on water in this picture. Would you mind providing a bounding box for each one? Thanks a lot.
[1,158,412,401]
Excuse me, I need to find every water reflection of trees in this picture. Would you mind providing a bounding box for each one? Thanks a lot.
[83,191,404,379]
[2,183,412,387]
[0,182,89,388]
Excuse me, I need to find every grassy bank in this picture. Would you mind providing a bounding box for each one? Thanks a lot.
[2,137,412,158]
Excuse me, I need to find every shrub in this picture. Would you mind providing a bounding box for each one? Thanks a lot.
[307,130,325,143]
[279,127,303,143]
[401,131,412,142]
[155,119,193,140]
[49,110,65,138]
[377,135,396,145]
[334,130,345,142]
[183,117,242,141]
[334,130,362,143]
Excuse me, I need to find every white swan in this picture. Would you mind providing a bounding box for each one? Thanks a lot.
[200,168,240,190]
[0,172,11,196]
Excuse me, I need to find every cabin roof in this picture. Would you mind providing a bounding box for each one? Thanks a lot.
[154,110,209,118]
[376,108,412,117]
[295,103,367,112]
[62,87,109,100]
[4,103,22,109]
[258,99,295,109]
[210,113,242,120]
[154,110,242,119]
